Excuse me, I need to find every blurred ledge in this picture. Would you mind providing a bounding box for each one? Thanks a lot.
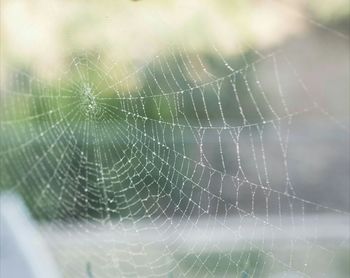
[0,193,61,278]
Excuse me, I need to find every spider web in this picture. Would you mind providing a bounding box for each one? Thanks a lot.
[1,15,349,278]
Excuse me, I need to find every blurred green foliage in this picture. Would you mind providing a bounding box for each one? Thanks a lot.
[0,49,266,221]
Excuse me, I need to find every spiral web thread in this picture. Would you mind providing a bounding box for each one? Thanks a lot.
[1,19,349,278]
